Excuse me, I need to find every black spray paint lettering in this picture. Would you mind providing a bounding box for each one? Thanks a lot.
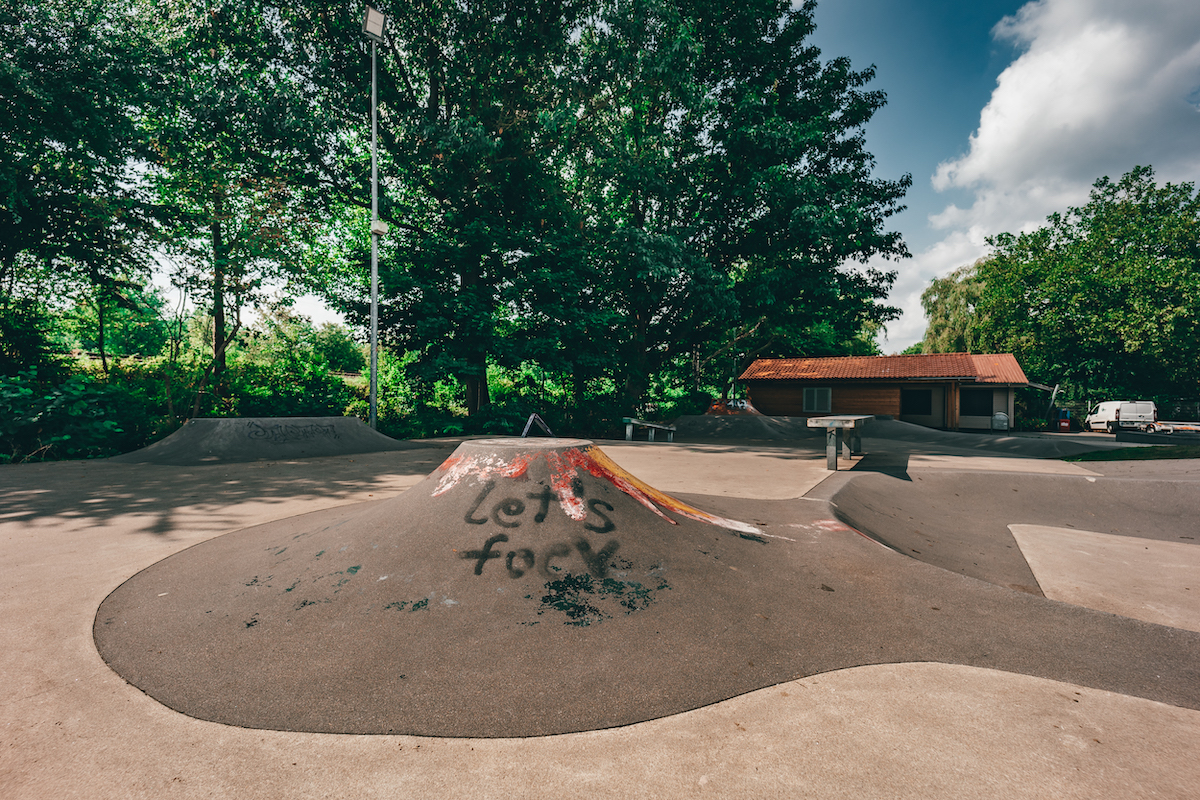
[573,536,620,578]
[464,480,496,525]
[492,498,525,528]
[527,484,555,523]
[461,533,508,575]
[506,548,535,578]
[463,480,619,534]
[464,536,620,579]
[539,542,573,576]
[584,499,615,533]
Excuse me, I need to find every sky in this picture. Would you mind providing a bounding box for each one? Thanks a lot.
[808,0,1200,353]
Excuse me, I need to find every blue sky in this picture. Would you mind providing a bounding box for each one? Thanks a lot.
[809,0,1200,352]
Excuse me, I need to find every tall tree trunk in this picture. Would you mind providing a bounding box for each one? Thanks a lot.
[211,187,228,381]
[96,295,108,374]
[460,260,492,416]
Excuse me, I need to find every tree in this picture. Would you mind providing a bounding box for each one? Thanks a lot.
[965,166,1200,401]
[281,0,585,415]
[61,282,170,367]
[144,1,333,385]
[919,261,986,353]
[564,0,908,405]
[1,0,160,362]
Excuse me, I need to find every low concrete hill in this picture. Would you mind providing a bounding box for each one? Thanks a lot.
[109,416,410,465]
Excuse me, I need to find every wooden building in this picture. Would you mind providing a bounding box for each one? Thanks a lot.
[739,353,1028,430]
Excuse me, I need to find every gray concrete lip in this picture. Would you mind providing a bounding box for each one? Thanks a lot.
[107,416,412,465]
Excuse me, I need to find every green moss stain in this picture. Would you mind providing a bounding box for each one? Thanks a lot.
[346,565,361,574]
[539,573,606,626]
[536,571,670,626]
[383,600,428,612]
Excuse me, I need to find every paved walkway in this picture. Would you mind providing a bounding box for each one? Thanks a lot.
[2,430,1198,798]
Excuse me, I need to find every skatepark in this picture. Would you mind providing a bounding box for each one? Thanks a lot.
[2,415,1198,798]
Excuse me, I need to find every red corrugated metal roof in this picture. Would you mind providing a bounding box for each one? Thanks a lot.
[739,353,1027,384]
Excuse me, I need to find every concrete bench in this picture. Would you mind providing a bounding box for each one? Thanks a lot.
[806,415,873,470]
[623,417,676,442]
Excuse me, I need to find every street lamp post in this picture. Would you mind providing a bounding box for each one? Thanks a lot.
[362,6,386,429]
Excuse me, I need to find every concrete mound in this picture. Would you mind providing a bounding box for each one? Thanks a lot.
[108,416,410,465]
[94,439,1200,736]
[95,438,776,737]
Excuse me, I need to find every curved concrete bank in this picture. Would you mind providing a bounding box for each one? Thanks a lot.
[94,440,1200,737]
[830,469,1200,596]
[108,416,411,465]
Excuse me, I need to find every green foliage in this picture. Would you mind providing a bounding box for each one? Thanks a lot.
[213,308,354,418]
[920,262,986,354]
[296,0,906,414]
[3,1,910,453]
[0,369,133,462]
[917,166,1200,415]
[226,358,353,418]
[976,166,1200,402]
[0,0,159,312]
[60,283,171,359]
[0,296,68,378]
[1065,445,1200,462]
[312,323,366,374]
[143,0,336,375]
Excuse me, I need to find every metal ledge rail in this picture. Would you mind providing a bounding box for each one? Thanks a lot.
[623,417,677,442]
[807,415,873,470]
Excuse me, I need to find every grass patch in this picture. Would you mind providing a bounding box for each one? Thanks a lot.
[1065,445,1200,462]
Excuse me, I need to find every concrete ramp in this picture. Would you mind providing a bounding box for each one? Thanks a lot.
[672,414,823,441]
[109,416,410,465]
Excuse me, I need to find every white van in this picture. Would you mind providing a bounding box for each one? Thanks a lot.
[1084,400,1158,433]
[1084,401,1123,432]
[1116,400,1158,432]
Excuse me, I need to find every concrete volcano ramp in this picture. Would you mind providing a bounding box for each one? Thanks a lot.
[108,416,410,465]
[94,438,1200,738]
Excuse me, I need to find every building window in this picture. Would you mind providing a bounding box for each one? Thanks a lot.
[803,387,831,413]
[961,388,994,417]
[901,388,933,416]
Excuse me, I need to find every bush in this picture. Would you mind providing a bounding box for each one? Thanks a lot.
[0,368,132,462]
[225,358,355,418]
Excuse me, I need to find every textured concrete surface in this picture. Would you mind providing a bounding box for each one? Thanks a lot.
[598,441,834,498]
[1010,524,1200,632]
[906,455,1101,475]
[3,426,1199,797]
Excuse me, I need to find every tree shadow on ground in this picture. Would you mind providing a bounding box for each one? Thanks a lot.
[0,444,458,539]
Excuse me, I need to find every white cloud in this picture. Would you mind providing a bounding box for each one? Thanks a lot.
[883,0,1200,352]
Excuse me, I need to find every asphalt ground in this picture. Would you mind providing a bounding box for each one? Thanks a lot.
[3,419,1199,797]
